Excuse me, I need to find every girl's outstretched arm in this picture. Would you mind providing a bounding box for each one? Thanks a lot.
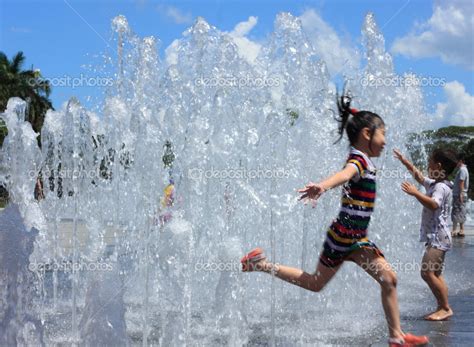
[318,164,359,190]
[298,165,358,206]
[393,149,425,185]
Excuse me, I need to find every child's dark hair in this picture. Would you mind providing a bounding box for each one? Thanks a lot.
[457,152,466,162]
[430,148,458,178]
[334,88,385,151]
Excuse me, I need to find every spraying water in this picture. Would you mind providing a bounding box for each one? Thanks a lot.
[1,12,470,346]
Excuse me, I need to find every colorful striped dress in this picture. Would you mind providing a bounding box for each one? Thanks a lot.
[319,147,384,268]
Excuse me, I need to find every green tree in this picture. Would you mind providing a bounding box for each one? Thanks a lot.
[0,51,53,147]
[0,51,54,205]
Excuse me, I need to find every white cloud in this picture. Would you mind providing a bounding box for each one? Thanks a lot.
[231,16,258,36]
[299,9,359,76]
[227,16,261,65]
[157,5,193,25]
[164,16,262,66]
[392,0,474,70]
[431,81,474,127]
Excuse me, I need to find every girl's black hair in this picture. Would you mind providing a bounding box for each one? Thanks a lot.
[334,86,385,151]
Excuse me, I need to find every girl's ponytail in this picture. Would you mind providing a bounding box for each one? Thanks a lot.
[333,85,385,148]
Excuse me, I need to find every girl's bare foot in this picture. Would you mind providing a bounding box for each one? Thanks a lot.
[425,307,453,321]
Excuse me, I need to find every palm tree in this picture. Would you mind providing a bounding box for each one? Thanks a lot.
[0,51,53,147]
[0,51,53,205]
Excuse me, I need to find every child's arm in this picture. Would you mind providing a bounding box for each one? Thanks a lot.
[393,149,425,185]
[318,164,359,190]
[401,181,438,210]
[459,180,465,203]
[298,165,358,206]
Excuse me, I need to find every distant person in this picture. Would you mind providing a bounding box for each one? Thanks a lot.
[240,90,429,347]
[158,178,175,226]
[452,153,469,238]
[394,148,457,321]
[34,175,44,201]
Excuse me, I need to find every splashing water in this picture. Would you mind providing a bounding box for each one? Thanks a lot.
[1,12,469,346]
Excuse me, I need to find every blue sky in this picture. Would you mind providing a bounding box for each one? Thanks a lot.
[1,0,473,127]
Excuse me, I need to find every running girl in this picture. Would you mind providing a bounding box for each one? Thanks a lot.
[241,91,429,347]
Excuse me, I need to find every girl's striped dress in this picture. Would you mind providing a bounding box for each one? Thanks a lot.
[320,147,384,268]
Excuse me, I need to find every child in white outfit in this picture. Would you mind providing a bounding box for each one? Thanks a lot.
[419,177,453,251]
[394,148,458,321]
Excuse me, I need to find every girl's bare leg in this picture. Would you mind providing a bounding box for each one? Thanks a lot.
[348,248,403,339]
[255,259,342,292]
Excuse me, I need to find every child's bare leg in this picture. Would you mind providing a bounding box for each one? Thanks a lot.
[421,273,452,320]
[421,247,452,320]
[255,260,342,292]
[452,223,458,236]
[432,274,449,309]
[349,248,403,339]
[423,275,447,308]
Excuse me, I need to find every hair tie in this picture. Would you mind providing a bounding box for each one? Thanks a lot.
[350,108,358,115]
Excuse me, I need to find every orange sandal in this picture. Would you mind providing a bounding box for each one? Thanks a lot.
[240,248,266,271]
[389,333,429,346]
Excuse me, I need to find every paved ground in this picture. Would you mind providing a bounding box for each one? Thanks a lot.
[400,230,474,346]
[369,226,474,346]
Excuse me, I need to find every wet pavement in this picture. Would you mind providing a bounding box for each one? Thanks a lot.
[368,227,474,347]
